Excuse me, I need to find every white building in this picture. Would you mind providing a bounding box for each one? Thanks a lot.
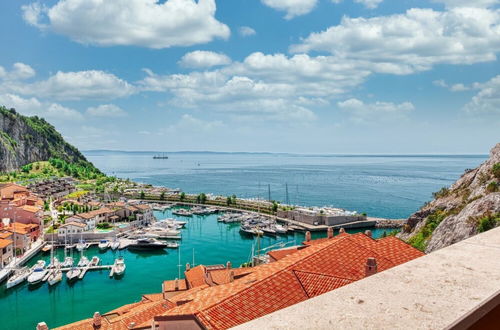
[57,222,86,237]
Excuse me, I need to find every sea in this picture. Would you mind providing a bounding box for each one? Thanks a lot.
[86,151,487,219]
[0,151,487,329]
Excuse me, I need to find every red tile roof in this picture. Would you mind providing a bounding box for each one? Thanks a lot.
[267,246,301,261]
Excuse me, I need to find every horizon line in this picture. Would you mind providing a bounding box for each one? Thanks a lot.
[82,149,489,157]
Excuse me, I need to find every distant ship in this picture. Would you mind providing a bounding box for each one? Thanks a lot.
[153,153,169,159]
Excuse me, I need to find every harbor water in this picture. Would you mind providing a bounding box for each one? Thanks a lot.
[0,208,389,329]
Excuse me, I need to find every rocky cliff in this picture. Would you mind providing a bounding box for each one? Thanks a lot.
[398,143,500,253]
[0,105,96,173]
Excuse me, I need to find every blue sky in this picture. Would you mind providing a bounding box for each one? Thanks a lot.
[0,0,499,154]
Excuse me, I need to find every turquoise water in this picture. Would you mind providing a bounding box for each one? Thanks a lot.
[85,151,487,219]
[0,208,389,329]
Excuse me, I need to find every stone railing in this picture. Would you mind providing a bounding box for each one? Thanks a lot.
[234,226,500,329]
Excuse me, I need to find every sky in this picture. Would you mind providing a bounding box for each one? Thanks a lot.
[0,0,499,154]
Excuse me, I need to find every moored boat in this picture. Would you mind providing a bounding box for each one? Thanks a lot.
[90,256,100,266]
[6,267,30,289]
[172,209,193,217]
[27,268,47,285]
[110,239,120,250]
[66,267,81,281]
[112,257,126,276]
[165,242,179,248]
[77,256,89,267]
[127,238,167,250]
[274,224,288,234]
[42,244,52,253]
[61,256,74,268]
[47,268,63,286]
[98,240,110,250]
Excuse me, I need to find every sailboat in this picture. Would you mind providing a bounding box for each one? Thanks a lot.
[66,243,80,281]
[110,237,120,250]
[6,214,31,289]
[61,232,73,268]
[47,267,62,286]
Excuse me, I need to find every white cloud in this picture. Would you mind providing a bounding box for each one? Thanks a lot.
[261,0,318,19]
[0,63,36,81]
[11,70,135,101]
[332,0,383,9]
[338,98,414,122]
[433,0,499,8]
[239,26,256,37]
[0,93,83,121]
[464,75,500,116]
[291,7,500,74]
[86,104,127,117]
[179,51,232,69]
[22,0,230,49]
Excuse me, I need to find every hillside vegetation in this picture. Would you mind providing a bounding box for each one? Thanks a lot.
[399,143,500,252]
[0,106,102,176]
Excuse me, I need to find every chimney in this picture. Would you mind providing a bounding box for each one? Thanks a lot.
[339,227,346,234]
[93,312,102,328]
[229,270,234,282]
[36,322,49,330]
[186,262,190,271]
[226,261,232,269]
[365,257,377,277]
[327,227,334,239]
[364,230,372,238]
[174,278,179,291]
[305,231,311,242]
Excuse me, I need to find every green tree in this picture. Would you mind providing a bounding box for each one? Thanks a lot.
[180,192,186,201]
[226,196,232,206]
[272,201,278,212]
[140,191,145,199]
[160,192,165,200]
[199,193,207,204]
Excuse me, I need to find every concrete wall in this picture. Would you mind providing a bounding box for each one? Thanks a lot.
[235,227,500,330]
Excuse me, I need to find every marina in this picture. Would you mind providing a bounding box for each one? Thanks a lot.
[0,206,390,329]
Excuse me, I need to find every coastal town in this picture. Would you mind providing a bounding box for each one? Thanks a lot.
[0,175,404,289]
[0,175,424,330]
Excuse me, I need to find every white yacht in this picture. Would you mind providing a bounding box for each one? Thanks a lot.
[27,267,47,285]
[98,240,110,250]
[112,257,126,276]
[47,257,60,269]
[77,256,89,267]
[76,240,86,252]
[274,224,288,234]
[90,256,100,266]
[6,267,30,289]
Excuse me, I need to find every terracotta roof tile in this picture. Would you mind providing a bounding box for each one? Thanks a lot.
[267,246,301,261]
[185,265,207,288]
[293,270,353,298]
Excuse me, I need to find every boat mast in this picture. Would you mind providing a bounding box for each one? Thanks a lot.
[177,248,181,279]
